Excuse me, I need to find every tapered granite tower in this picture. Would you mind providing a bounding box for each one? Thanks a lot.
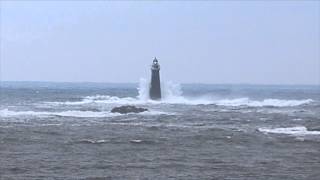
[149,57,161,100]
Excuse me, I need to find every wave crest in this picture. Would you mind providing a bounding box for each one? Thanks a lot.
[42,80,313,107]
[46,96,312,107]
[0,109,170,118]
[47,95,313,107]
[215,98,313,107]
[0,109,116,118]
[258,126,320,136]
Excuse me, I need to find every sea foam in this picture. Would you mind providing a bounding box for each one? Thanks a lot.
[0,109,171,118]
[258,126,320,136]
[0,109,116,118]
[215,98,313,107]
[43,79,313,107]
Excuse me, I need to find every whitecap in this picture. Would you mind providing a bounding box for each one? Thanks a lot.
[44,96,313,107]
[0,109,173,118]
[0,109,118,118]
[40,79,313,107]
[130,139,142,143]
[138,110,176,116]
[45,95,140,106]
[258,126,320,136]
[215,98,313,107]
[77,139,109,144]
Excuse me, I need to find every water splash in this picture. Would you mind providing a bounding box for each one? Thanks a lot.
[137,78,183,101]
[161,81,183,100]
[40,79,313,107]
[137,78,149,101]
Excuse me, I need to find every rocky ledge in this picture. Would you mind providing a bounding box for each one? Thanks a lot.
[111,105,148,114]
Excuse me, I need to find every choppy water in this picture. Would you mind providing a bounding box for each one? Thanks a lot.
[1,81,320,179]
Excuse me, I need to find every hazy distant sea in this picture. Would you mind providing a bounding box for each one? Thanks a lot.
[1,81,320,179]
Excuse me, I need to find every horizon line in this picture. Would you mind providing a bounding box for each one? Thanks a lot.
[1,80,319,86]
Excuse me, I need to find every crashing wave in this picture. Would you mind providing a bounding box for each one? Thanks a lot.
[42,79,313,107]
[45,96,312,107]
[215,98,313,107]
[0,109,172,118]
[0,109,115,118]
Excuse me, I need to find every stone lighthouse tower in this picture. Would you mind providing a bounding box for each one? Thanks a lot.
[149,57,161,100]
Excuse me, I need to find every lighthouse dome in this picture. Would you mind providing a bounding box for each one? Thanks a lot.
[151,57,160,70]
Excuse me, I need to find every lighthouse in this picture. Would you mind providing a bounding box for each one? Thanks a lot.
[149,57,161,100]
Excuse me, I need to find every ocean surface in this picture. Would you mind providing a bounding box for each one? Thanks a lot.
[0,81,319,180]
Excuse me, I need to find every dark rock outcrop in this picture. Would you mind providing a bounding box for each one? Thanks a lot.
[111,105,148,114]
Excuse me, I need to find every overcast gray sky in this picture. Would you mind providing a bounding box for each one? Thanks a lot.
[0,1,319,84]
